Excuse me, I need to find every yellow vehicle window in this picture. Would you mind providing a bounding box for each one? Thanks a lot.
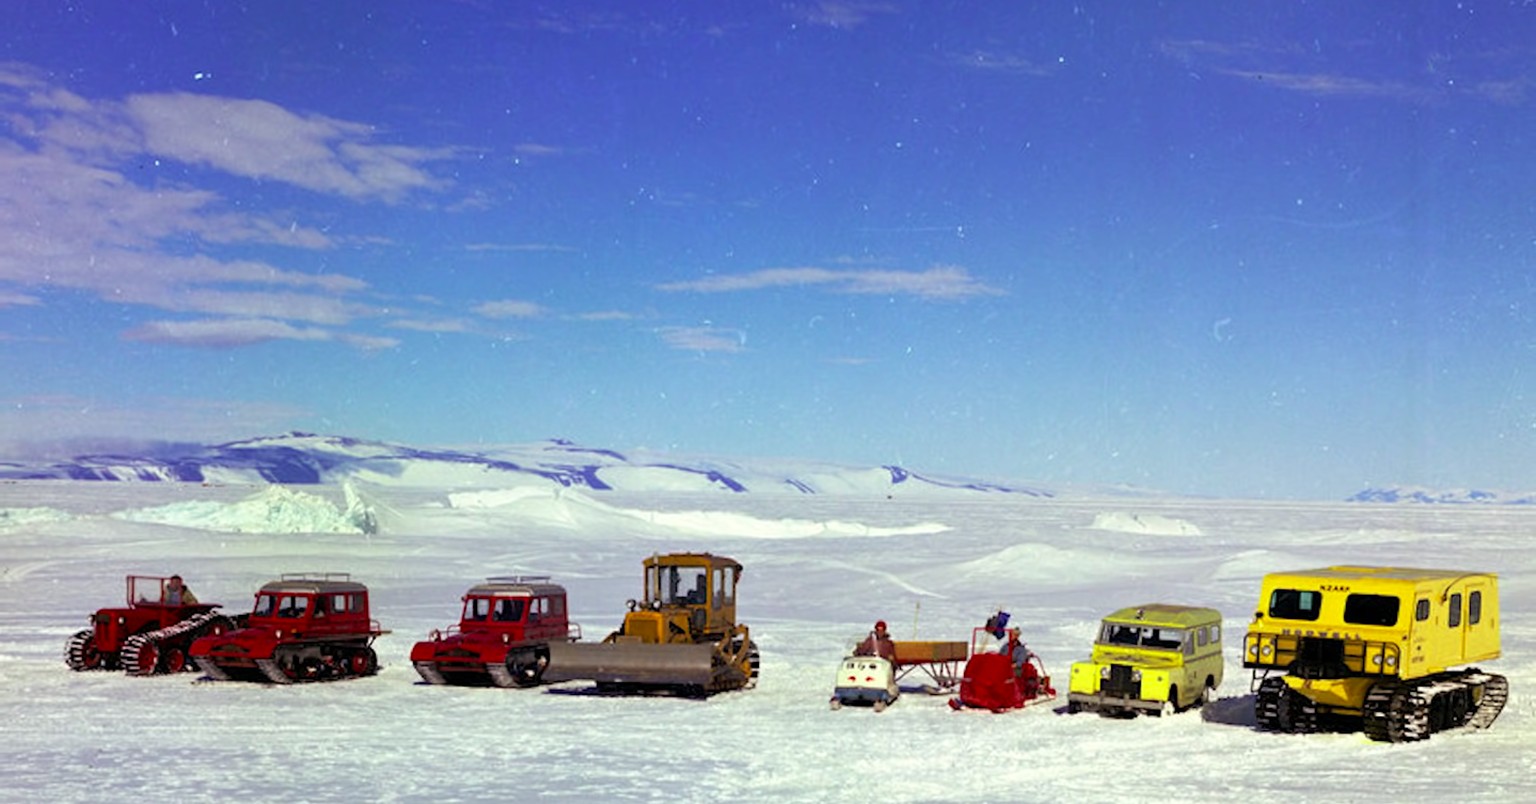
[1269,589,1321,621]
[1343,594,1399,627]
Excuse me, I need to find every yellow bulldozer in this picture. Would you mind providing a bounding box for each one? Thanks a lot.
[546,552,759,696]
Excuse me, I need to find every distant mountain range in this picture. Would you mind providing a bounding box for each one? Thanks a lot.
[1347,487,1536,505]
[0,432,1057,497]
[3,433,1516,502]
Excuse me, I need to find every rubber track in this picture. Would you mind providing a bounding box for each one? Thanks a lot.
[247,645,377,684]
[1467,672,1509,730]
[122,612,228,676]
[485,662,518,688]
[1254,677,1286,731]
[1254,676,1318,733]
[1362,682,1429,742]
[1363,671,1506,742]
[414,661,448,685]
[255,658,295,685]
[195,656,232,681]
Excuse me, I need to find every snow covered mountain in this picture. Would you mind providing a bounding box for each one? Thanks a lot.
[5,433,1522,503]
[0,432,1056,497]
[1347,486,1536,505]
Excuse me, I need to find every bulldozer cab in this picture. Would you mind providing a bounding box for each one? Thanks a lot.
[629,553,741,641]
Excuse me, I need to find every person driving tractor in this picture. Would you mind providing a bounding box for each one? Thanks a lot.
[161,575,198,606]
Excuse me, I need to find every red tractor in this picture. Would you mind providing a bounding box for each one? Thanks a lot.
[64,575,240,676]
[411,576,582,687]
[189,573,388,684]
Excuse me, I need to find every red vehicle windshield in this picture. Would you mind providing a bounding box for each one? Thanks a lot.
[464,596,526,623]
[254,593,312,619]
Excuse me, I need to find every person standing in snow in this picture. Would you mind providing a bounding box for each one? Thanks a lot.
[855,620,897,662]
[161,574,198,606]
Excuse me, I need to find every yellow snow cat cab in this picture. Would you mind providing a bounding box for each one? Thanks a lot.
[545,552,759,696]
[1244,566,1507,742]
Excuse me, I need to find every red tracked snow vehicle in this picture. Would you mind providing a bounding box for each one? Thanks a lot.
[64,575,241,676]
[948,621,1057,713]
[411,576,583,687]
[189,573,388,684]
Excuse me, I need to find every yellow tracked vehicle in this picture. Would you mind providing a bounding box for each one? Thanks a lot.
[545,552,759,696]
[1244,565,1507,742]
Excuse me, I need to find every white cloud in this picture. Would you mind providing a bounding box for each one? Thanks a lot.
[121,318,393,350]
[657,265,1002,300]
[0,65,458,349]
[574,310,636,322]
[0,290,40,307]
[512,143,569,158]
[0,393,310,448]
[124,93,453,202]
[799,1,899,29]
[658,326,746,353]
[474,299,546,319]
[464,242,577,253]
[389,318,471,333]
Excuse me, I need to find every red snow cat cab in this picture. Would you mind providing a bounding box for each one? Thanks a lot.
[411,576,582,687]
[949,612,1057,713]
[189,573,388,684]
[65,575,240,676]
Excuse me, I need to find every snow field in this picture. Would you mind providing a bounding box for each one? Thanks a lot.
[2,483,1534,802]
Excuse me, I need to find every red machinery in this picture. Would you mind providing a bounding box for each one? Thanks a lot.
[189,573,388,684]
[411,576,582,687]
[948,626,1057,712]
[64,575,239,676]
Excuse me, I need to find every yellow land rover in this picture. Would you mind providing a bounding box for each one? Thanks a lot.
[1067,604,1224,716]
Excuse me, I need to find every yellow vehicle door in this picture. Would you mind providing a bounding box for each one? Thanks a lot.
[1461,580,1498,660]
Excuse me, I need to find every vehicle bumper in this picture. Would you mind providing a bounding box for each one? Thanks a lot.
[1068,691,1164,712]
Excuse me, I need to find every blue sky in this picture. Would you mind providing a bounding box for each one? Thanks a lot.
[1,2,1534,499]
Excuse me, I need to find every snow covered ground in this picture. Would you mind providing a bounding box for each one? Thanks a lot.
[3,480,1533,803]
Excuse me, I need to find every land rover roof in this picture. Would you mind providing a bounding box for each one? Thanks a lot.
[1103,604,1222,628]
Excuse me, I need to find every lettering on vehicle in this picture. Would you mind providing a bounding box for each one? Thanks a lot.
[1280,628,1363,641]
[1319,584,1351,592]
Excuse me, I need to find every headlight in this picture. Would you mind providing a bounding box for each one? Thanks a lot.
[1100,666,1110,679]
[1131,669,1142,682]
[1371,654,1382,666]
[1261,644,1272,657]
[1385,655,1396,668]
[1248,644,1258,657]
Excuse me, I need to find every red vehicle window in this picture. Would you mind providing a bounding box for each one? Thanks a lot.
[278,595,310,619]
[493,598,526,622]
[254,594,277,617]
